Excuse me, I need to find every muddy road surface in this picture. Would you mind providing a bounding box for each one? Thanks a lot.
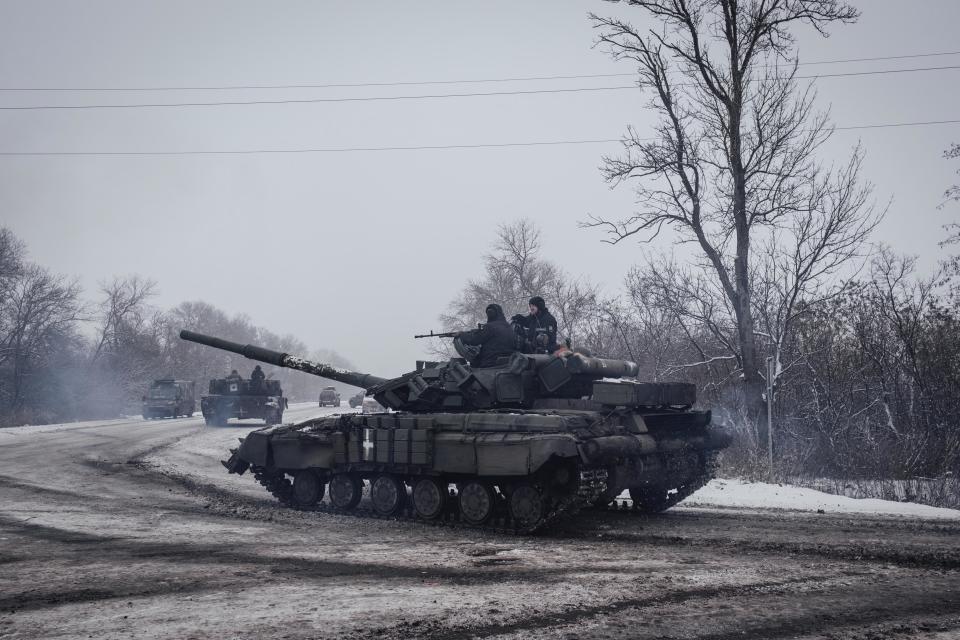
[1,407,959,639]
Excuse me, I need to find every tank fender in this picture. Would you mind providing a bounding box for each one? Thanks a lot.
[238,431,270,467]
[580,435,643,465]
[475,434,579,476]
[236,424,294,468]
[443,433,579,476]
[580,433,678,464]
[270,433,335,470]
[526,435,579,474]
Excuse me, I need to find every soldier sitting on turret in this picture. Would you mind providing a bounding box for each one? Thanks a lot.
[511,296,559,354]
[455,303,516,367]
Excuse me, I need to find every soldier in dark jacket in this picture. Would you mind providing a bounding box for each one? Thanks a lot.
[457,303,517,367]
[511,296,558,354]
[250,365,265,390]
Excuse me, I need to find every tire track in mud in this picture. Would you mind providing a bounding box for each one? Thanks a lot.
[0,516,631,595]
[0,582,223,614]
[0,517,121,544]
[649,587,960,640]
[124,426,203,463]
[0,474,87,500]
[347,575,960,640]
[345,575,836,640]
[587,529,960,570]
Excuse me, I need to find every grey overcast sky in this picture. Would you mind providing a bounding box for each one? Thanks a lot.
[1,0,958,376]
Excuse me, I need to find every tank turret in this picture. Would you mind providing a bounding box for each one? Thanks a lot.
[179,329,660,413]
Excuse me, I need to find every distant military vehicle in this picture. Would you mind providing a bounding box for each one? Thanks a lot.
[318,386,341,407]
[180,329,731,534]
[142,379,195,419]
[361,396,386,414]
[348,390,365,408]
[200,374,287,426]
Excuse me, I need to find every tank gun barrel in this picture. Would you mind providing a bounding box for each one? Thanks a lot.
[179,329,388,389]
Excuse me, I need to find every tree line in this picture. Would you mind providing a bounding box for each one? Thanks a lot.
[445,218,959,482]
[0,228,353,427]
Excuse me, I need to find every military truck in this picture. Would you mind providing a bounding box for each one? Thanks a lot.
[318,386,341,407]
[142,379,195,419]
[200,375,287,426]
[180,329,732,533]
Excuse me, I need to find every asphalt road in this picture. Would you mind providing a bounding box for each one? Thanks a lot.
[1,407,959,640]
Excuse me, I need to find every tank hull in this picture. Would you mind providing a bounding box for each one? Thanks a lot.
[223,408,731,533]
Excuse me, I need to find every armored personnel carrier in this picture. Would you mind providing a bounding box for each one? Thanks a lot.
[180,329,731,533]
[200,374,287,426]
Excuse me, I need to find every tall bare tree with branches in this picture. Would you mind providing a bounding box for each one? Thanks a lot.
[586,0,881,449]
[442,219,600,347]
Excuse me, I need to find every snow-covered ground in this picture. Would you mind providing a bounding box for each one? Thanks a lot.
[676,477,960,520]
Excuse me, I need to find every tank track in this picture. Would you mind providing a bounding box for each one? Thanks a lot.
[599,451,719,513]
[251,467,608,535]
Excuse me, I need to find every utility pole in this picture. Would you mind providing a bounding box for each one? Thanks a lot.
[766,356,775,483]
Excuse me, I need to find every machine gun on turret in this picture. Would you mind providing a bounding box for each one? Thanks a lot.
[413,330,461,339]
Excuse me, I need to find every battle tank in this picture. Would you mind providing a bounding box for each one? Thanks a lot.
[180,329,732,533]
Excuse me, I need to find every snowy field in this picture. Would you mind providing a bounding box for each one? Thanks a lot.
[677,478,960,520]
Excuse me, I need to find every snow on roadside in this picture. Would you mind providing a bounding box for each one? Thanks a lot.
[677,478,960,520]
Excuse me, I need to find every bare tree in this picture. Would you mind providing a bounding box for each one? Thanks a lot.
[945,143,960,206]
[0,264,83,417]
[942,143,960,251]
[0,228,27,360]
[0,227,25,287]
[585,0,878,448]
[91,276,158,361]
[442,219,600,346]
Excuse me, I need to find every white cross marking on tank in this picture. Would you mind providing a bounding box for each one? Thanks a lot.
[362,428,375,460]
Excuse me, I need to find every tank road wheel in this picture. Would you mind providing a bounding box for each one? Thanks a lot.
[412,477,447,520]
[292,470,325,507]
[370,474,407,516]
[509,483,547,530]
[329,473,363,510]
[459,481,495,525]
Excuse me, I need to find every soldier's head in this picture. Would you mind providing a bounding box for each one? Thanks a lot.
[230,369,238,376]
[485,303,505,322]
[528,296,546,316]
[254,365,262,372]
